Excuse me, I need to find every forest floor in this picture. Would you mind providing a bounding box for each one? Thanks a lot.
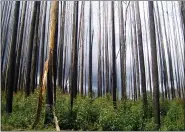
[1,89,184,131]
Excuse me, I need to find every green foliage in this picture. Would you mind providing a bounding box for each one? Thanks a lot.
[161,99,184,131]
[1,91,48,131]
[1,90,185,131]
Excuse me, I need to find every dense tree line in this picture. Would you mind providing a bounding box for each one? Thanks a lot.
[1,1,185,130]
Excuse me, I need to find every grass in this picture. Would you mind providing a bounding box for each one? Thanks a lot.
[1,89,184,131]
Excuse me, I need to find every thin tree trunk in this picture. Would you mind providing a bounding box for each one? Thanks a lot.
[135,2,148,115]
[30,2,40,93]
[148,1,160,129]
[88,1,92,97]
[80,2,85,96]
[13,2,27,93]
[132,2,140,100]
[111,1,117,109]
[25,2,38,96]
[70,1,79,108]
[58,1,66,89]
[98,1,102,97]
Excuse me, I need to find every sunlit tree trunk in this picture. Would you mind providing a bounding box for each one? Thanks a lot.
[45,0,59,125]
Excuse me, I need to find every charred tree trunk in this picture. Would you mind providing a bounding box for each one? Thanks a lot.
[30,2,40,93]
[148,1,160,129]
[70,1,79,108]
[13,2,27,93]
[88,1,92,97]
[25,2,38,96]
[111,1,117,109]
[6,1,20,113]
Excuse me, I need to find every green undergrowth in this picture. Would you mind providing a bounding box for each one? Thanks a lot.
[1,89,184,131]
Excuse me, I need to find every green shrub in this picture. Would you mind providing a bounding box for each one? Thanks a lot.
[116,100,144,131]
[73,96,99,130]
[160,99,170,116]
[1,90,185,131]
[161,100,184,131]
[144,117,156,131]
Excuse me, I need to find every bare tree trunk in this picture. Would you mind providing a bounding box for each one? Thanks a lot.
[39,2,47,87]
[161,2,172,99]
[30,2,40,93]
[58,1,66,89]
[98,1,102,97]
[6,1,20,113]
[80,1,85,96]
[165,2,176,99]
[13,2,27,93]
[118,1,125,100]
[148,1,160,130]
[130,5,137,101]
[156,3,168,100]
[104,2,109,94]
[135,1,148,117]
[88,1,92,97]
[180,1,185,130]
[132,2,140,100]
[70,1,79,108]
[32,2,60,130]
[25,1,38,96]
[111,1,117,109]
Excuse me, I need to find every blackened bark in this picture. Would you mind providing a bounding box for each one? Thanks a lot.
[53,4,59,104]
[25,2,38,96]
[111,1,117,109]
[30,1,40,93]
[70,1,79,108]
[6,1,20,113]
[88,1,92,97]
[148,1,160,129]
[14,2,27,93]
